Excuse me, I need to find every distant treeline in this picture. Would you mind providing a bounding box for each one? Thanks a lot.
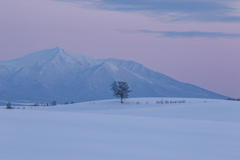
[32,100,74,106]
[227,98,240,101]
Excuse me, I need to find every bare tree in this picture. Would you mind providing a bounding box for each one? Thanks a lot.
[51,100,57,106]
[6,101,12,109]
[111,81,131,103]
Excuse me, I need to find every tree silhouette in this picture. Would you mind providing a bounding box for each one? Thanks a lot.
[6,101,12,109]
[111,81,131,103]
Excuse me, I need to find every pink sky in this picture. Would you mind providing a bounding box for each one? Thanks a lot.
[0,0,240,98]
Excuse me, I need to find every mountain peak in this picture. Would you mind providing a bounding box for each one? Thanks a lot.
[54,46,61,50]
[1,47,73,69]
[51,47,65,55]
[53,47,65,53]
[0,48,228,103]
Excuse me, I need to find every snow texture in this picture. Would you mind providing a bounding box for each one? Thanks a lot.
[0,98,239,160]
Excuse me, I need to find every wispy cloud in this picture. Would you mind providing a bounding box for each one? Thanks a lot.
[120,30,240,38]
[54,0,240,22]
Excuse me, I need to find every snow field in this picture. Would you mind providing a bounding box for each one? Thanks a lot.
[0,98,239,160]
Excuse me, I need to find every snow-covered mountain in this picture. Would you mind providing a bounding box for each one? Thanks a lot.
[0,47,227,103]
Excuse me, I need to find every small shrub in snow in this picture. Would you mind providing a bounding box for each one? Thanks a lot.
[6,102,13,109]
[156,100,186,104]
[156,101,163,104]
[51,100,57,106]
[165,101,169,104]
[136,101,141,105]
[180,100,186,103]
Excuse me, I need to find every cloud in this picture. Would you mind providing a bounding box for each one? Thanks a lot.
[54,0,240,22]
[120,30,240,38]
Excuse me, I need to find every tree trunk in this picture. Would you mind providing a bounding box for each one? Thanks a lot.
[121,96,123,103]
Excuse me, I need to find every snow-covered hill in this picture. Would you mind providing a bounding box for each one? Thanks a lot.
[0,98,239,160]
[0,47,227,103]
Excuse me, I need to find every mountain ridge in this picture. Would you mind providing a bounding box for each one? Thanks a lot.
[0,47,228,103]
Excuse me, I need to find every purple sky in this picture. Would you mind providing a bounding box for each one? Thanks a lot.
[0,0,240,98]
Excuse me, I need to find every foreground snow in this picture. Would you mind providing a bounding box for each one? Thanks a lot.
[0,98,239,160]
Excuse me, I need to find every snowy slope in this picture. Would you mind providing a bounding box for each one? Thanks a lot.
[0,98,239,160]
[0,47,228,103]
